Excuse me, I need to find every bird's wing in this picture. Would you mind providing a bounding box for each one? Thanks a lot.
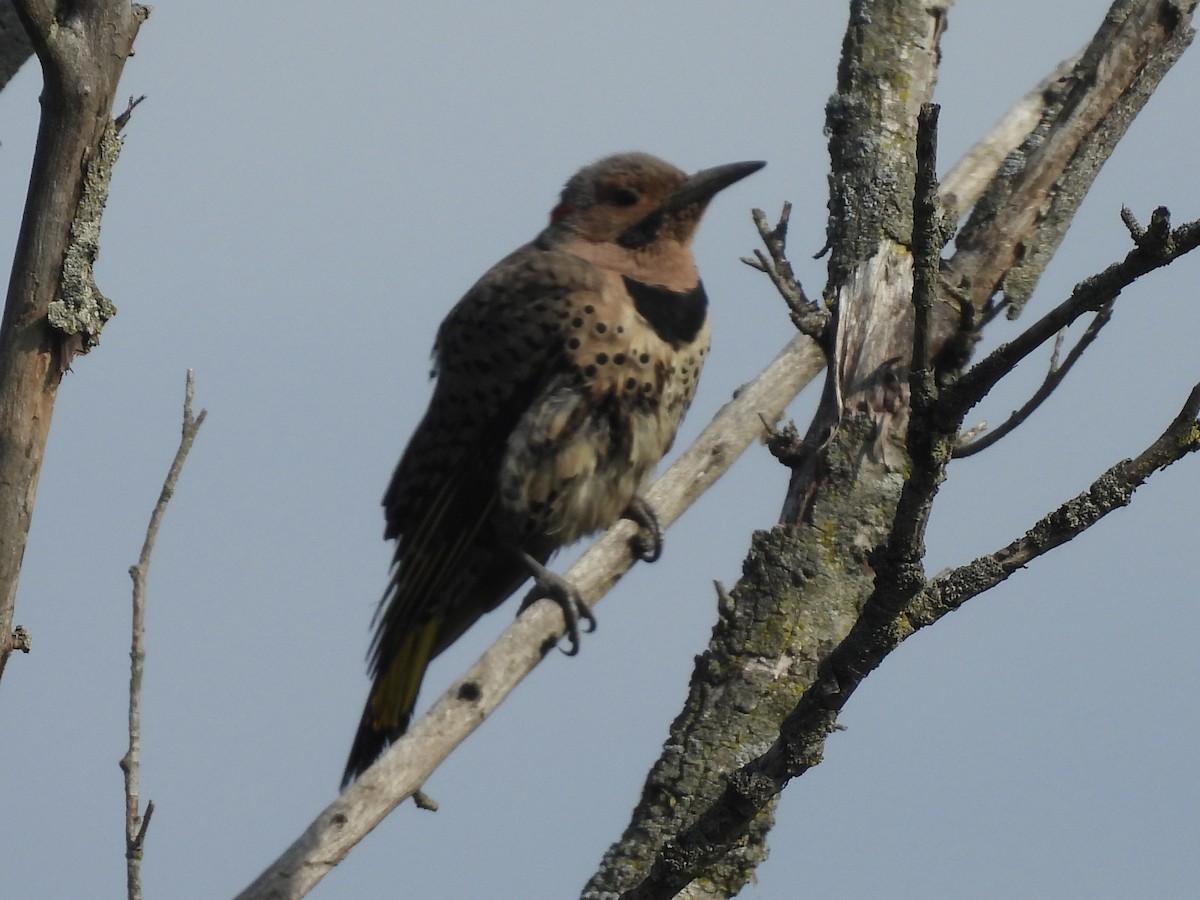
[367,246,601,687]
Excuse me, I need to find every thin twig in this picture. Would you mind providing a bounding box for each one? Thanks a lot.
[910,102,944,397]
[741,204,829,341]
[916,380,1200,622]
[949,212,1200,419]
[955,299,1115,457]
[120,371,206,900]
[115,94,147,131]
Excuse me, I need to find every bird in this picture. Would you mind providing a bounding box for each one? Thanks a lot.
[343,152,765,787]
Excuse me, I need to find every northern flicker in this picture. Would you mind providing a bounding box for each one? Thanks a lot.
[343,152,764,786]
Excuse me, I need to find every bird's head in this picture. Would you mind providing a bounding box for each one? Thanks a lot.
[547,153,765,250]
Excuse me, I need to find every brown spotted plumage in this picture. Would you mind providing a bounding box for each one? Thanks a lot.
[343,153,764,786]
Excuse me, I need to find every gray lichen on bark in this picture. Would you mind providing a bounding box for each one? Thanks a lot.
[47,121,123,351]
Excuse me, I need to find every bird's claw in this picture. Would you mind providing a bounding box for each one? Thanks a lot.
[623,495,663,563]
[518,553,595,655]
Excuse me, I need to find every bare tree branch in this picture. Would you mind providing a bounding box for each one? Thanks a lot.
[913,383,1200,626]
[947,0,1197,320]
[629,380,1200,900]
[232,332,825,900]
[0,1,148,686]
[120,372,205,900]
[608,102,955,900]
[938,54,1079,215]
[585,1,1197,897]
[741,204,829,341]
[954,298,1115,458]
[949,211,1200,418]
[911,103,954,390]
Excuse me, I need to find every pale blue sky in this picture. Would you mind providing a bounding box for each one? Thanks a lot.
[1,2,1197,898]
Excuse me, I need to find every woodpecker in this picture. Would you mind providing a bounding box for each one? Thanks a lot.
[343,152,764,786]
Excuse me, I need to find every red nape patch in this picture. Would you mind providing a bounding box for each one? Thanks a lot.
[550,203,573,222]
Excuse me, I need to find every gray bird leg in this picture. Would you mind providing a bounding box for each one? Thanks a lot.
[623,494,663,563]
[518,552,596,655]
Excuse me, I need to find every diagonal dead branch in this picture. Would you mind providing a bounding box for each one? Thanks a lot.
[939,54,1079,215]
[232,334,826,900]
[946,0,1197,321]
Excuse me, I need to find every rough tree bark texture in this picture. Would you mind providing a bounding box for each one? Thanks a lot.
[582,0,1197,897]
[583,4,946,894]
[0,1,146,683]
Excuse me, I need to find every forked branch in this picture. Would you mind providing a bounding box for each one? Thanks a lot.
[742,204,829,341]
[949,211,1200,419]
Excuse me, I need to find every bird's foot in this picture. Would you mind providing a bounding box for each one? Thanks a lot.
[623,495,663,563]
[517,553,595,655]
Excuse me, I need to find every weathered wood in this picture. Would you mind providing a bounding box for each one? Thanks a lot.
[0,2,147,684]
[585,2,1197,898]
[584,3,951,897]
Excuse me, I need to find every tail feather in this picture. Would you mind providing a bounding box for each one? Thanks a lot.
[342,705,402,789]
[341,551,540,788]
[341,619,441,787]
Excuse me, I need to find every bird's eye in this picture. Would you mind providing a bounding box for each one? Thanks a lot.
[610,186,641,207]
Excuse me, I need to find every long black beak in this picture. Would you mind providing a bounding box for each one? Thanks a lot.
[619,159,766,249]
[663,159,767,214]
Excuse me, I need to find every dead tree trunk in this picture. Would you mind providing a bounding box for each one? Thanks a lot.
[583,1,1200,897]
